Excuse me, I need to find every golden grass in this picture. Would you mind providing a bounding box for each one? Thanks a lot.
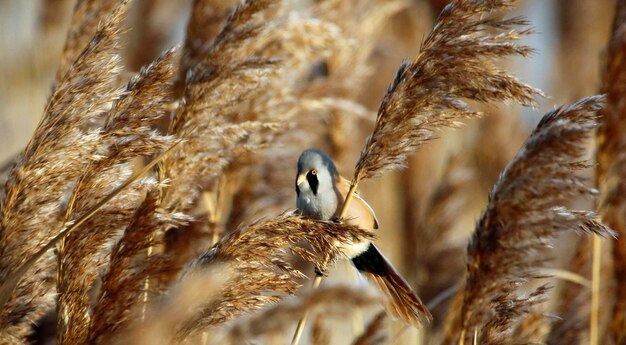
[0,0,622,344]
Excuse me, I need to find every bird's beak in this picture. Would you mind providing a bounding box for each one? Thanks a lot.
[296,173,307,186]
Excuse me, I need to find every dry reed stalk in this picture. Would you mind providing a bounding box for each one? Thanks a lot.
[174,213,374,339]
[87,191,191,344]
[160,0,293,271]
[590,236,601,345]
[448,96,614,345]
[162,0,284,214]
[0,2,131,341]
[56,46,178,345]
[596,1,626,343]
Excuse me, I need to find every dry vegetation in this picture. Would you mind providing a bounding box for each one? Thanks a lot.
[0,0,623,344]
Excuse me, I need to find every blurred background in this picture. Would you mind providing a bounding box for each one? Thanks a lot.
[0,0,617,344]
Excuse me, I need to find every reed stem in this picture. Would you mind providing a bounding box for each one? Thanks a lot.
[290,180,360,345]
[590,235,601,345]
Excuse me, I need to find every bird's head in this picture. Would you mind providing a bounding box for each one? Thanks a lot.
[295,149,339,218]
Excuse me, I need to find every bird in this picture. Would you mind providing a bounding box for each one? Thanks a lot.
[295,148,432,326]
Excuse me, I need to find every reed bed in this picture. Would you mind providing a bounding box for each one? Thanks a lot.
[0,0,622,344]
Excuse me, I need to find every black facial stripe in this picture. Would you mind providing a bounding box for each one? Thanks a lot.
[307,171,319,195]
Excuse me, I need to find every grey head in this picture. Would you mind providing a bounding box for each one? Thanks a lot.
[295,149,340,220]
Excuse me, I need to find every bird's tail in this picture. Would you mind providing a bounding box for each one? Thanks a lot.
[351,243,432,326]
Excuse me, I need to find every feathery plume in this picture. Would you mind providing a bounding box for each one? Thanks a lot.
[56,0,121,81]
[352,0,541,182]
[56,46,178,345]
[88,191,190,344]
[175,214,374,339]
[0,2,129,341]
[450,95,614,344]
[163,0,281,213]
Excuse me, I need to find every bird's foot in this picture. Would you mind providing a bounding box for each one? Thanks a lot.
[330,217,342,224]
[314,266,329,277]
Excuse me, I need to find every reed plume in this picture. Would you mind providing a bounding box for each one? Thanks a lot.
[57,46,178,345]
[449,95,614,344]
[176,213,374,339]
[1,1,618,344]
[87,191,190,344]
[0,2,129,341]
[352,0,541,183]
[56,0,121,82]
[291,0,542,334]
[163,0,282,213]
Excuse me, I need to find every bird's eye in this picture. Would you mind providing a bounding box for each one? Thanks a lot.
[307,169,319,195]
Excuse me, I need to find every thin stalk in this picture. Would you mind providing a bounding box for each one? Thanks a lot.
[200,177,227,344]
[56,175,83,339]
[338,182,359,219]
[141,244,154,322]
[142,161,157,322]
[459,328,467,345]
[290,180,361,345]
[472,328,478,345]
[212,176,227,246]
[290,274,324,345]
[590,235,601,345]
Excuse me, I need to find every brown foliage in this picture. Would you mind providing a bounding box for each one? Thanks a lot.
[450,96,614,344]
[176,214,374,339]
[0,0,619,344]
[352,0,541,182]
[0,3,129,341]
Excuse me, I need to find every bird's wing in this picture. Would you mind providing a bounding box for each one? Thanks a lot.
[337,176,379,230]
